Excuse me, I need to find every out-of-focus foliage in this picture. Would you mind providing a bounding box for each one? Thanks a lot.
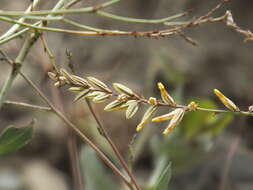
[0,121,34,156]
[81,146,117,190]
[148,157,172,190]
[180,99,234,140]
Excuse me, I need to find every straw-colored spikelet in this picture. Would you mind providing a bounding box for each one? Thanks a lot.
[213,89,240,112]
[48,72,57,81]
[113,83,134,96]
[87,77,111,92]
[157,82,175,105]
[104,100,127,111]
[125,100,139,119]
[136,106,157,132]
[68,87,84,92]
[92,92,111,103]
[163,108,185,136]
[74,89,90,102]
[60,69,88,87]
[152,109,178,122]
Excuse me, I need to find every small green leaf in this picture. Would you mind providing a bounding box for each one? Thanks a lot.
[0,121,34,156]
[154,162,172,190]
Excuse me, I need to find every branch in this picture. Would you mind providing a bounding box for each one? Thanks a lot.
[4,100,51,111]
[0,0,121,17]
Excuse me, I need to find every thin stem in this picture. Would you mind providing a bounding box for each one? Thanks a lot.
[85,99,141,190]
[4,100,51,111]
[96,10,188,24]
[0,16,179,37]
[141,101,253,117]
[0,0,121,17]
[40,35,59,72]
[17,70,132,189]
[14,16,64,21]
[62,18,118,32]
[196,107,253,116]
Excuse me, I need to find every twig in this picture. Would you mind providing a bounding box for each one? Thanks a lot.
[4,100,51,111]
[0,16,193,39]
[0,0,121,17]
[224,11,253,41]
[40,35,58,72]
[95,10,189,24]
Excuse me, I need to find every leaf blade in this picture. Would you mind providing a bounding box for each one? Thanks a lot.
[0,121,34,156]
[154,162,172,190]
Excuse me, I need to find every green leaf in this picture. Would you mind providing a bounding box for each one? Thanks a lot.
[154,162,172,190]
[0,121,34,156]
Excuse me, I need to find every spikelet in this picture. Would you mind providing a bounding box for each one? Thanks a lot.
[113,83,134,96]
[152,109,178,122]
[157,82,175,105]
[87,77,111,92]
[163,108,185,136]
[54,81,61,87]
[104,100,127,111]
[213,89,240,112]
[126,100,139,119]
[84,91,103,99]
[48,72,57,81]
[74,89,90,102]
[68,87,84,92]
[60,69,88,87]
[93,93,111,103]
[136,106,157,132]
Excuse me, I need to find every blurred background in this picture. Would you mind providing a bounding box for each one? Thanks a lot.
[0,0,253,189]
